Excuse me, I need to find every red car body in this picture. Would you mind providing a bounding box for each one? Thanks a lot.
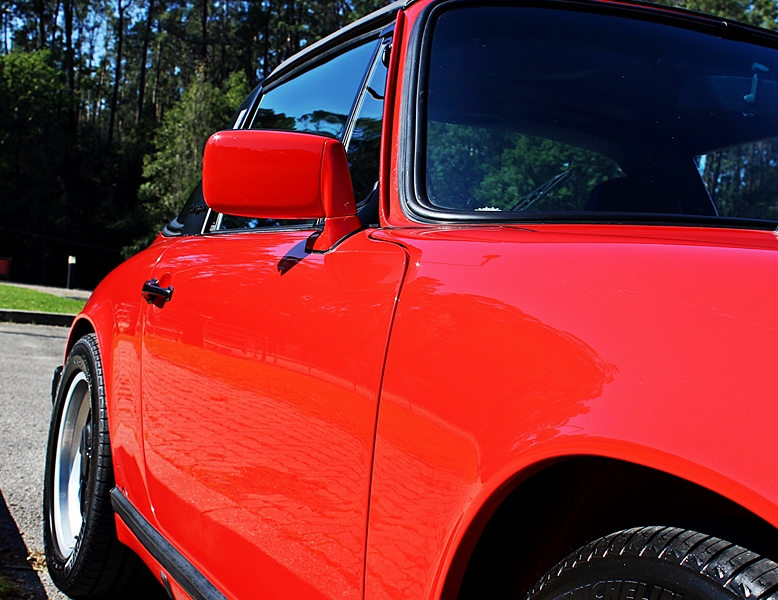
[53,0,778,598]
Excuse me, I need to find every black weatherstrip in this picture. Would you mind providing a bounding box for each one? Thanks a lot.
[110,489,227,600]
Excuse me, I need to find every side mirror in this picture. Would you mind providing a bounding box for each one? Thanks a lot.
[202,130,361,252]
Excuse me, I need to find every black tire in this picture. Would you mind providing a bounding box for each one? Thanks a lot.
[527,526,778,600]
[43,334,160,598]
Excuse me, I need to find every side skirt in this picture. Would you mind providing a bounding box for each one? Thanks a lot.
[110,488,227,600]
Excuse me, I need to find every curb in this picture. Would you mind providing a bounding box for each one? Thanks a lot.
[0,309,75,327]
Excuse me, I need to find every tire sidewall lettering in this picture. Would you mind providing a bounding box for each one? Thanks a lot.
[561,580,684,600]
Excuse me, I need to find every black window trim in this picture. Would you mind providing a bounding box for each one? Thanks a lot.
[343,36,392,155]
[399,0,778,230]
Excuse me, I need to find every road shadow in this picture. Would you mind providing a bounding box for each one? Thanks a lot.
[0,487,49,599]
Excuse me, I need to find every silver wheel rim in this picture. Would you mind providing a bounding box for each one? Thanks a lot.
[52,371,92,558]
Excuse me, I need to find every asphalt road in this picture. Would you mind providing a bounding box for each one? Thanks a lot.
[0,322,70,599]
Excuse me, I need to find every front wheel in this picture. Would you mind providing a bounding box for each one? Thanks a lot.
[528,526,778,600]
[43,334,156,598]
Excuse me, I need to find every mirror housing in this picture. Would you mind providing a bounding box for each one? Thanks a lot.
[202,130,361,252]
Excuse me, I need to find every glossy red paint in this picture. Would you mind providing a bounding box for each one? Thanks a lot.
[378,8,405,226]
[68,238,176,520]
[139,229,407,599]
[87,219,778,599]
[385,1,422,229]
[365,224,778,599]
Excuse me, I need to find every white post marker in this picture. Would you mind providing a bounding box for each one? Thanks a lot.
[67,256,76,290]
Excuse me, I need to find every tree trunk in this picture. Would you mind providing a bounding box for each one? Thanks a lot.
[263,0,271,79]
[201,0,208,61]
[152,37,163,120]
[36,0,46,48]
[137,0,155,124]
[108,0,127,146]
[50,0,60,45]
[63,0,76,131]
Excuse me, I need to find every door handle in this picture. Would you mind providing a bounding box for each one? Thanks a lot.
[142,279,174,304]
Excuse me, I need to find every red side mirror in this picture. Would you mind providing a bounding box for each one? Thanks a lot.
[202,130,361,251]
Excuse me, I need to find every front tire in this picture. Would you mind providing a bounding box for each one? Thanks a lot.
[43,334,151,598]
[528,526,778,600]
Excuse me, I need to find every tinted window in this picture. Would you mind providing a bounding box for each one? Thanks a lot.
[164,183,209,236]
[424,7,778,223]
[205,212,314,232]
[696,141,778,220]
[427,126,624,212]
[252,41,378,139]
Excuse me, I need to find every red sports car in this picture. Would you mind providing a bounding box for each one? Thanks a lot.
[44,0,778,598]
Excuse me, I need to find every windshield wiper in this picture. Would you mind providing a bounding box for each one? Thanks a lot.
[508,170,572,211]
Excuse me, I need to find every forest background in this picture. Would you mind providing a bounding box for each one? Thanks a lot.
[0,0,775,288]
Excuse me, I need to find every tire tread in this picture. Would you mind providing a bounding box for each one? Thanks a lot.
[528,526,778,600]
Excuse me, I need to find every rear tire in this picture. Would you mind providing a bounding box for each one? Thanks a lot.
[43,334,159,598]
[527,526,778,600]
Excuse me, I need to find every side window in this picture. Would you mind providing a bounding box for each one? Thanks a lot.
[345,41,389,206]
[163,182,209,236]
[213,40,379,233]
[204,212,310,232]
[251,41,378,138]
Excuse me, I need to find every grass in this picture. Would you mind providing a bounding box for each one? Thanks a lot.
[0,284,86,314]
[0,574,22,599]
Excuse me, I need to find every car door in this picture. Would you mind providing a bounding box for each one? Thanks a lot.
[140,37,404,600]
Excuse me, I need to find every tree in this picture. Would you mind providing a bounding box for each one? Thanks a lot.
[136,69,247,246]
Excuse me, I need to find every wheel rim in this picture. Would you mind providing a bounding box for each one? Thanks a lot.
[52,371,92,558]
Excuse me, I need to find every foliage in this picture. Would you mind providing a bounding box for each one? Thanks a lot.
[1,0,778,286]
[474,135,622,212]
[0,574,23,599]
[427,124,622,211]
[138,70,248,238]
[0,50,69,216]
[0,284,86,313]
[659,0,778,27]
[0,0,392,286]
[699,141,778,219]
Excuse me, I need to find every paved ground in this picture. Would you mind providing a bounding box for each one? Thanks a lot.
[0,322,70,599]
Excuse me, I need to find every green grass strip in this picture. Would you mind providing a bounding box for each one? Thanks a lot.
[0,284,86,314]
[0,573,22,598]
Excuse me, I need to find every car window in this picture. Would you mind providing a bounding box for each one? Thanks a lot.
[163,182,209,236]
[696,141,778,220]
[427,127,625,212]
[421,6,778,224]
[251,41,378,139]
[211,40,380,233]
[204,212,314,232]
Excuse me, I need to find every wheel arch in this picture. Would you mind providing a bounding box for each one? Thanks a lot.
[64,316,96,358]
[441,455,778,600]
[64,307,117,404]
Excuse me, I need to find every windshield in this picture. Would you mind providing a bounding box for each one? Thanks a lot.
[423,6,778,224]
